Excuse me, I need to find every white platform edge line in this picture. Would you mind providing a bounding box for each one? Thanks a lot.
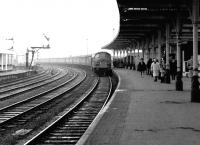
[76,70,121,145]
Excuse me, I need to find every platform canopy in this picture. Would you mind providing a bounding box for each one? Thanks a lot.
[105,0,195,50]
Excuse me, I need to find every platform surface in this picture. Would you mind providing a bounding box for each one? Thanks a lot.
[81,69,200,145]
[0,69,30,77]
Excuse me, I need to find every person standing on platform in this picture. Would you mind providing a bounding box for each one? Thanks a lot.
[151,59,160,82]
[146,58,152,75]
[160,59,165,83]
[137,58,146,77]
[170,59,177,80]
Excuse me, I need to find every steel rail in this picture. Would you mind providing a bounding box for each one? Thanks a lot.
[0,68,49,88]
[0,68,67,101]
[0,68,62,94]
[0,68,45,86]
[0,69,85,131]
[24,76,112,145]
[0,68,85,127]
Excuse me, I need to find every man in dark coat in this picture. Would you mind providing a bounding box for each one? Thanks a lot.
[170,59,177,80]
[146,58,152,75]
[137,58,146,77]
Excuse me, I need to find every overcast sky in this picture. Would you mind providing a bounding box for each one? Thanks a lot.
[0,0,119,58]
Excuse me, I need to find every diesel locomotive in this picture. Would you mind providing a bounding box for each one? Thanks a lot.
[91,51,112,76]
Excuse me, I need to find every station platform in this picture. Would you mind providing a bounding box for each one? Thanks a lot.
[0,69,28,76]
[0,69,36,82]
[78,69,200,145]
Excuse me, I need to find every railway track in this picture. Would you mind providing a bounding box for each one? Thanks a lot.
[24,76,112,145]
[0,67,66,101]
[0,68,55,92]
[0,67,46,86]
[0,67,52,87]
[0,68,82,126]
[0,66,101,145]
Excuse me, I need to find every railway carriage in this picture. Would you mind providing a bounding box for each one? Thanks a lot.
[92,52,112,76]
[37,52,113,76]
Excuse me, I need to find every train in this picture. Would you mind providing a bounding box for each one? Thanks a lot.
[37,52,138,76]
[92,52,112,76]
[38,51,113,76]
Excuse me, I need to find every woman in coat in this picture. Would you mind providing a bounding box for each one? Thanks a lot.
[151,59,160,82]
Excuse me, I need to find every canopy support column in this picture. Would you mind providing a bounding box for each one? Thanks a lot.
[137,42,140,57]
[165,23,171,83]
[176,14,183,91]
[152,35,156,58]
[158,30,161,63]
[191,0,200,102]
